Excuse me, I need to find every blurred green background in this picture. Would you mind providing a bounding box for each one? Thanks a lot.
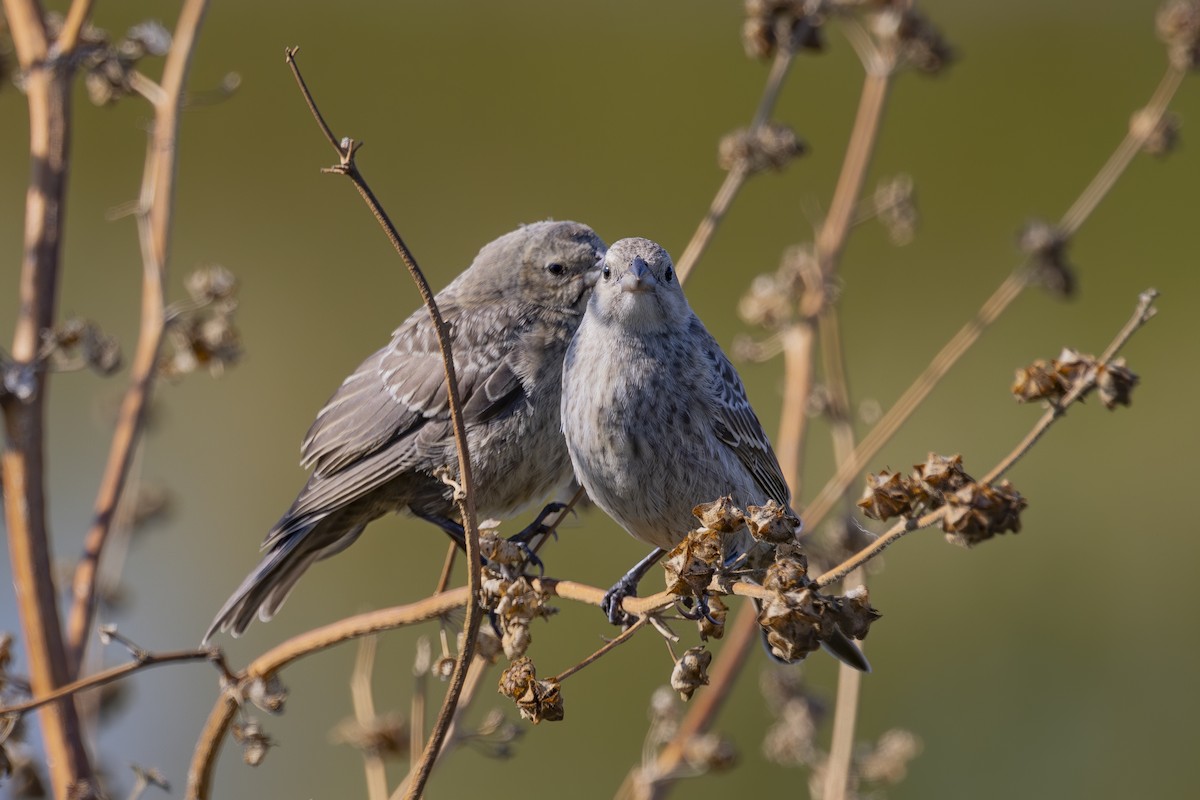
[2,1,1197,798]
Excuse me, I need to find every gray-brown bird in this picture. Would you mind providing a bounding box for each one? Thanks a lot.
[560,237,868,670]
[206,220,607,641]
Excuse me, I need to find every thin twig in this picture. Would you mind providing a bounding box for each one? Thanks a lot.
[550,617,649,683]
[0,648,214,718]
[816,307,865,800]
[675,46,796,284]
[1060,67,1185,236]
[815,290,1158,588]
[53,0,95,58]
[283,48,482,800]
[800,63,1187,537]
[65,0,212,678]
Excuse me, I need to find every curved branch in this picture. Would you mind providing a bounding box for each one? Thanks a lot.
[241,51,486,800]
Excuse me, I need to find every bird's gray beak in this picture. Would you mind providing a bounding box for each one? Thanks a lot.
[620,256,658,294]
[583,267,601,288]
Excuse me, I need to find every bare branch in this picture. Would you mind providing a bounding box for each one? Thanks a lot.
[66,0,212,678]
[282,48,483,800]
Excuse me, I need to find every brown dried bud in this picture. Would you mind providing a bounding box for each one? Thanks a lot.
[859,728,923,785]
[662,528,723,597]
[875,174,918,245]
[1012,358,1071,404]
[912,452,972,506]
[1018,219,1075,298]
[1096,358,1138,409]
[671,646,713,701]
[498,657,564,724]
[742,1,825,60]
[758,593,822,663]
[330,711,409,758]
[718,123,807,175]
[745,500,801,544]
[232,718,273,767]
[739,273,795,329]
[763,550,810,592]
[246,675,287,715]
[681,732,737,772]
[692,495,745,533]
[942,480,1027,547]
[857,470,917,520]
[1131,109,1182,156]
[433,656,456,680]
[186,264,239,304]
[828,585,881,641]
[871,8,954,74]
[479,532,526,569]
[1157,0,1200,71]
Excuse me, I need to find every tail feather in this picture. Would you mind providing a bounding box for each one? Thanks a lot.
[204,522,366,643]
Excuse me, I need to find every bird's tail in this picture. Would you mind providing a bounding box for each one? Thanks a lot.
[752,597,872,673]
[203,522,364,643]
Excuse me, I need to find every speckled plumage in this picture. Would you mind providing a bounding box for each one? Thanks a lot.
[561,237,793,554]
[207,221,607,640]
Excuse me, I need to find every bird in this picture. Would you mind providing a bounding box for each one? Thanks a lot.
[206,220,607,641]
[560,237,868,671]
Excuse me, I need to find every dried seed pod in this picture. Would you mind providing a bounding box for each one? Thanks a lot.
[671,646,713,701]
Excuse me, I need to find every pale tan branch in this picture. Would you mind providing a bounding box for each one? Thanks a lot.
[65,0,212,680]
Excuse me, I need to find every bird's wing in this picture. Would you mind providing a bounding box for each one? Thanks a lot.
[692,316,792,507]
[270,301,526,536]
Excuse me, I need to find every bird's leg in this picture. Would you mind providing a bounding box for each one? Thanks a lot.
[603,548,665,626]
[412,509,544,577]
[506,502,568,545]
[414,511,468,551]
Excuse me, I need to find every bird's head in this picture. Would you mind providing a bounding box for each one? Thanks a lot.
[589,237,689,332]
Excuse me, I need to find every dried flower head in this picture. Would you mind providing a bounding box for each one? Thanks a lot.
[857,469,917,521]
[231,718,274,767]
[1096,358,1138,409]
[681,732,737,772]
[662,528,724,598]
[1018,218,1076,297]
[246,675,287,715]
[719,123,808,175]
[875,174,918,245]
[43,318,122,376]
[692,496,745,533]
[745,499,802,544]
[859,728,923,785]
[330,711,408,758]
[670,646,713,701]
[870,6,954,74]
[480,569,556,660]
[742,0,827,60]
[497,657,564,724]
[942,480,1027,547]
[1157,0,1200,70]
[1132,109,1182,156]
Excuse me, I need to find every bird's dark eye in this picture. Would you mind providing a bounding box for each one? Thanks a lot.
[546,262,565,276]
[664,266,674,283]
[602,266,612,281]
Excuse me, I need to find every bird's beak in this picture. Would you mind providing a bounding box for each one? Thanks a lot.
[620,256,658,294]
[583,268,601,288]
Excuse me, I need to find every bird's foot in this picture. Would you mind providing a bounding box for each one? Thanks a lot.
[601,575,640,627]
[507,502,569,545]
